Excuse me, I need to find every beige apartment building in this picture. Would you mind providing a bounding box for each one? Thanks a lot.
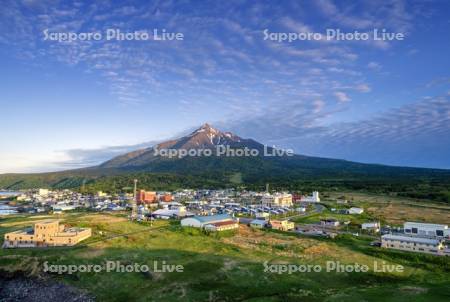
[262,193,293,207]
[3,220,91,248]
[381,234,445,255]
[270,219,295,231]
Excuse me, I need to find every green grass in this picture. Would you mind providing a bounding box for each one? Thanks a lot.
[1,212,449,301]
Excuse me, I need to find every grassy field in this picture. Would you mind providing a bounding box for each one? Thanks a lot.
[321,191,450,225]
[1,209,449,301]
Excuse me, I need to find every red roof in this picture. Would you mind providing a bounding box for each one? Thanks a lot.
[209,220,237,227]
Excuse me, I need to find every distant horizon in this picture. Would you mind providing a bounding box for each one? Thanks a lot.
[1,1,450,173]
[1,122,450,174]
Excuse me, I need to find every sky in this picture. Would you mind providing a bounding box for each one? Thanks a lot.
[0,0,450,173]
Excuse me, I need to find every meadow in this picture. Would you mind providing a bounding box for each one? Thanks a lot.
[1,208,449,301]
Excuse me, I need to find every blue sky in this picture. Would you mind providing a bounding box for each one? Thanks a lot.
[0,0,449,173]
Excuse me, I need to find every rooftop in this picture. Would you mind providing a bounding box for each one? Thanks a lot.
[382,234,442,245]
[35,219,59,224]
[206,220,238,227]
[404,222,448,229]
[192,214,233,223]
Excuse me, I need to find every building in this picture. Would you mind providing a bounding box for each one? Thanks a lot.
[250,219,267,229]
[97,191,107,197]
[152,206,192,219]
[361,222,380,232]
[270,220,295,231]
[204,220,239,232]
[180,214,237,231]
[256,212,270,221]
[262,193,293,207]
[137,190,157,204]
[3,220,91,248]
[381,234,445,255]
[301,191,320,203]
[51,204,78,212]
[159,194,173,202]
[348,207,364,214]
[321,219,340,227]
[38,188,49,197]
[403,222,449,238]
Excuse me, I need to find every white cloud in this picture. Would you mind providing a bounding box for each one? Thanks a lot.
[367,61,381,70]
[355,83,371,93]
[334,91,351,103]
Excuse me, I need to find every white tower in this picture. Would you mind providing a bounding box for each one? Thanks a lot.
[312,191,320,202]
[131,179,138,219]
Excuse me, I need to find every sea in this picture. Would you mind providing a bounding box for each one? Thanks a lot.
[0,191,20,215]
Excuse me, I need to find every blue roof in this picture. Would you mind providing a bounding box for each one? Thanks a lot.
[250,220,266,225]
[193,214,232,223]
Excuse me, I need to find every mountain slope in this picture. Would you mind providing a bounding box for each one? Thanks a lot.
[100,123,264,168]
[1,124,450,200]
[99,123,450,179]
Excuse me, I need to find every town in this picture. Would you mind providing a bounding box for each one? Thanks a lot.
[2,186,449,256]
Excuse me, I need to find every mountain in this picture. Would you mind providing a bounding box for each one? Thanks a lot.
[99,123,450,180]
[1,124,450,203]
[100,123,264,169]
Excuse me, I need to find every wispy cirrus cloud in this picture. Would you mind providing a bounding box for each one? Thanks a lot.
[1,0,448,172]
[225,95,450,168]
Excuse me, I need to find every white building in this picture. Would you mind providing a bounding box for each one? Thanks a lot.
[381,234,445,255]
[348,207,364,214]
[301,191,320,203]
[51,204,78,212]
[181,214,235,228]
[256,212,270,220]
[152,206,192,219]
[321,219,340,227]
[404,222,449,238]
[361,222,380,232]
[250,219,266,229]
[38,189,49,197]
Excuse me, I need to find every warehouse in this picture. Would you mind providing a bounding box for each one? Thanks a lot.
[180,214,237,230]
[404,222,449,238]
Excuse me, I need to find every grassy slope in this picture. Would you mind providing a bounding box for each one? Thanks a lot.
[1,212,449,301]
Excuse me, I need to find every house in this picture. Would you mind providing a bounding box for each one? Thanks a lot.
[348,207,364,214]
[381,234,445,255]
[3,220,91,248]
[361,222,380,232]
[320,219,340,227]
[270,220,295,231]
[250,219,267,229]
[403,222,449,238]
[204,220,239,232]
[180,214,237,230]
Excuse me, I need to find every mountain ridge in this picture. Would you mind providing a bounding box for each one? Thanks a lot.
[1,124,450,200]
